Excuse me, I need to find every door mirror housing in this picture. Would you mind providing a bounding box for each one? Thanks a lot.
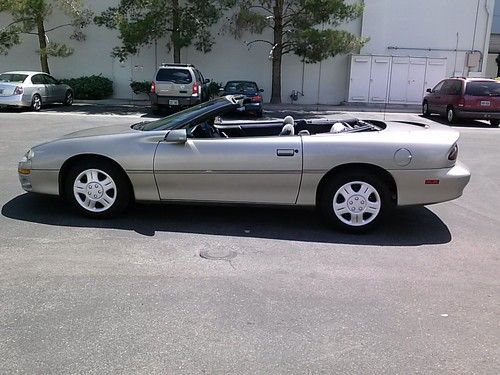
[259,88,264,92]
[204,78,210,84]
[426,88,432,93]
[165,129,187,143]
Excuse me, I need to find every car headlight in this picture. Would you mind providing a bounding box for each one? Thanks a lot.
[18,149,34,174]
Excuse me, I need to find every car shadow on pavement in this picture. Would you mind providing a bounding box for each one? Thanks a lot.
[2,193,451,246]
[419,115,499,129]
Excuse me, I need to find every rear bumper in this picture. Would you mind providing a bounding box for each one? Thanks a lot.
[150,94,200,107]
[0,94,30,107]
[391,162,471,206]
[455,109,500,120]
[244,103,263,112]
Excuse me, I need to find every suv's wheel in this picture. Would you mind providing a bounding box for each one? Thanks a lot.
[151,104,160,115]
[31,94,42,111]
[490,119,500,126]
[319,172,392,233]
[63,90,73,106]
[422,101,431,117]
[446,106,456,124]
[65,159,131,218]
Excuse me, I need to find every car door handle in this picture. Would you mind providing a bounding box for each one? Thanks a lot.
[276,149,296,157]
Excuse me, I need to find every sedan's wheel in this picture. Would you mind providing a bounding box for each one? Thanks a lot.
[422,101,430,117]
[31,94,42,111]
[63,90,73,106]
[446,107,456,124]
[320,173,392,233]
[65,160,130,218]
[490,119,500,126]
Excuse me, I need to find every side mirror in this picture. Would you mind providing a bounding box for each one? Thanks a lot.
[204,78,210,84]
[259,88,264,92]
[426,88,432,93]
[165,129,187,143]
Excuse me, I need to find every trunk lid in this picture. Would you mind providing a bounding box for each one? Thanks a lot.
[0,83,18,96]
[155,68,194,97]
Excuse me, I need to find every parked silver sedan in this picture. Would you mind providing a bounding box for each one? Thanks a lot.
[17,96,471,232]
[0,71,73,111]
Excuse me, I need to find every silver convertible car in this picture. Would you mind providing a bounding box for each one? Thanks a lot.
[0,71,73,111]
[17,96,470,232]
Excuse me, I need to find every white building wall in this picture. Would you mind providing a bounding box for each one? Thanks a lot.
[0,0,494,103]
[361,0,495,78]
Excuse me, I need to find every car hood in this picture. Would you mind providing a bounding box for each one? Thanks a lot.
[60,124,137,139]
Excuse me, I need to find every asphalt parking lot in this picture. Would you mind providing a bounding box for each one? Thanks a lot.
[0,105,499,374]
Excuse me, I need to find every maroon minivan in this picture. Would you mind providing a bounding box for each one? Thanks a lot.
[422,78,500,126]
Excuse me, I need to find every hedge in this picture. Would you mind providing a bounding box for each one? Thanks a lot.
[60,75,113,100]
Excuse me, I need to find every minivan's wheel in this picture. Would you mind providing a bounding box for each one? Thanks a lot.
[446,106,456,124]
[490,119,500,126]
[422,101,430,117]
[65,160,131,218]
[151,104,160,115]
[31,94,42,111]
[320,172,392,233]
[63,90,73,106]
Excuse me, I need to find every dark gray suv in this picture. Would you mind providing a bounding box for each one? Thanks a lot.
[150,64,210,114]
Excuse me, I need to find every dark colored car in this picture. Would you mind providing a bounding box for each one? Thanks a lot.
[220,81,264,117]
[150,64,210,114]
[422,78,500,126]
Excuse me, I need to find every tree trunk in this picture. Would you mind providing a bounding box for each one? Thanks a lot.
[270,1,284,104]
[36,16,50,74]
[171,0,181,63]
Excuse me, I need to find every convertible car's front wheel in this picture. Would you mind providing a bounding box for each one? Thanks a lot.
[65,160,131,218]
[320,173,391,233]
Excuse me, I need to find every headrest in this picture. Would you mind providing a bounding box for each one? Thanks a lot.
[330,122,347,133]
[283,116,295,126]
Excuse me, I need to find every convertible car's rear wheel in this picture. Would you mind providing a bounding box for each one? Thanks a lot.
[320,173,391,233]
[65,160,130,218]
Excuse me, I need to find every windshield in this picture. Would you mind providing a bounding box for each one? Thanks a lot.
[135,98,235,131]
[225,81,258,93]
[465,81,500,97]
[0,73,28,83]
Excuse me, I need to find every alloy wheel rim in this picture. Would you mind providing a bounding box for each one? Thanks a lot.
[33,97,41,110]
[66,92,73,104]
[423,103,428,114]
[332,181,381,227]
[447,109,453,122]
[73,169,117,212]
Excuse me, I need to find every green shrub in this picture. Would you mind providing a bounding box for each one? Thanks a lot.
[208,81,223,98]
[130,81,151,95]
[60,75,113,100]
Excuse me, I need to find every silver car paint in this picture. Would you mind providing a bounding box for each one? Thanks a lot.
[19,115,471,208]
[0,71,71,108]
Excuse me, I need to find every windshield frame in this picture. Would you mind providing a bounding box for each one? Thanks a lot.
[135,97,238,131]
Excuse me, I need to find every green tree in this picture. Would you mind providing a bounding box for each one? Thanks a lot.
[228,0,367,103]
[95,0,230,64]
[0,0,92,74]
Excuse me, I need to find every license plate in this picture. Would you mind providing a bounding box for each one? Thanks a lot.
[169,99,179,106]
[481,101,491,106]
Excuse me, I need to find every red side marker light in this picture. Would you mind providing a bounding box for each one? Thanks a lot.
[425,179,440,185]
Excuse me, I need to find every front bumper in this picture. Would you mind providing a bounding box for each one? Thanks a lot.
[150,94,201,107]
[0,94,30,107]
[390,162,471,206]
[455,109,500,120]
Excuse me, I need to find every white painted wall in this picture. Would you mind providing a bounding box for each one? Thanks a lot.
[361,0,495,78]
[0,0,494,103]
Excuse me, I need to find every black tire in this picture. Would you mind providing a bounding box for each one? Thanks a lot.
[422,101,431,117]
[256,109,263,118]
[490,119,500,126]
[31,94,42,111]
[446,106,456,124]
[63,90,73,106]
[65,159,131,218]
[319,172,393,233]
[151,104,160,115]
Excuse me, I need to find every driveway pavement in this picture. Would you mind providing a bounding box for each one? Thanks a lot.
[0,107,498,374]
